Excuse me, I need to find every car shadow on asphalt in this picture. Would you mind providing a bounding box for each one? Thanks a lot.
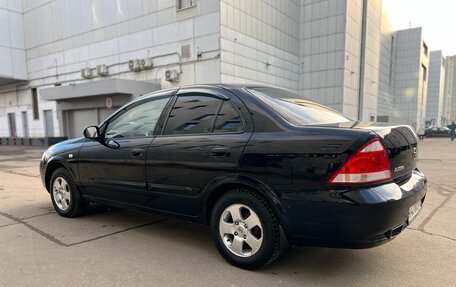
[91,206,368,275]
[140,216,368,277]
[2,201,372,276]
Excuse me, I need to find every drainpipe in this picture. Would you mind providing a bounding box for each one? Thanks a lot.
[358,0,368,121]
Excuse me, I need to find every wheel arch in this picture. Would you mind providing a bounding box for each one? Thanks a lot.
[202,175,292,236]
[44,158,76,192]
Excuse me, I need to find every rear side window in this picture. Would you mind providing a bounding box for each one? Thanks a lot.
[164,94,223,135]
[247,87,350,125]
[213,102,244,133]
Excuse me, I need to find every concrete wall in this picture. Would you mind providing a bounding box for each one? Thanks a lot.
[377,7,394,117]
[22,0,221,88]
[0,0,222,137]
[0,88,58,137]
[358,0,382,121]
[444,56,456,123]
[392,28,429,129]
[220,0,300,91]
[0,0,437,137]
[299,0,347,113]
[0,0,27,81]
[341,0,364,119]
[426,50,445,126]
[299,0,383,121]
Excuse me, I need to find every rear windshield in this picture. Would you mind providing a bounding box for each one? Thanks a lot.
[247,87,351,125]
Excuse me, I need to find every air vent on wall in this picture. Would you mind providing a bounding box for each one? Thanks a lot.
[181,44,191,59]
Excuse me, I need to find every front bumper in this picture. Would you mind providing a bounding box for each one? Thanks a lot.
[281,169,427,248]
[39,157,49,191]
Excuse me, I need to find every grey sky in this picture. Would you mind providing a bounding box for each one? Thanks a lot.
[383,0,456,56]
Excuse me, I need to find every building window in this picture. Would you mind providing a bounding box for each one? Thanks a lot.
[423,42,428,56]
[177,0,196,10]
[32,88,39,120]
[422,64,427,81]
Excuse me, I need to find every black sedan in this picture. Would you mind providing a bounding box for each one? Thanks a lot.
[40,84,427,269]
[425,127,451,137]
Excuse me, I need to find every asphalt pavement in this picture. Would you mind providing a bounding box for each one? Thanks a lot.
[0,138,454,286]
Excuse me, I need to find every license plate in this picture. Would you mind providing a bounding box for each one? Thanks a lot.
[408,200,422,223]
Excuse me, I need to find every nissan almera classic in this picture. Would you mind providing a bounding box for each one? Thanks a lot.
[40,84,426,269]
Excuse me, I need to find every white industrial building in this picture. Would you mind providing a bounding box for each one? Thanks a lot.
[0,0,438,141]
[426,50,445,126]
[444,55,456,124]
[379,27,429,129]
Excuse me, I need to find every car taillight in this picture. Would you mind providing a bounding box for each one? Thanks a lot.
[328,138,392,185]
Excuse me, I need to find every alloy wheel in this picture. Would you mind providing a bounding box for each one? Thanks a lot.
[52,176,71,211]
[219,204,263,257]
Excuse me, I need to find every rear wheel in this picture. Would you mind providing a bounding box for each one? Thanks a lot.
[50,168,87,217]
[210,189,281,269]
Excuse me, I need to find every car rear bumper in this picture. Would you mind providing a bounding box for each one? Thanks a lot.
[280,169,427,248]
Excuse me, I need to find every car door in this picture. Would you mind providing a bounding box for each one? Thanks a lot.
[144,87,253,216]
[438,128,448,136]
[77,91,174,205]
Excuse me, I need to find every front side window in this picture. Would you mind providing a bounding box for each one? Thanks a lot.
[105,96,170,139]
[247,87,351,125]
[164,94,223,135]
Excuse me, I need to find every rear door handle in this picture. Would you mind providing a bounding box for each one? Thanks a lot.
[130,149,144,157]
[210,147,231,157]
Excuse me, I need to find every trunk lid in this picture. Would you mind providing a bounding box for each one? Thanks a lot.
[352,123,418,183]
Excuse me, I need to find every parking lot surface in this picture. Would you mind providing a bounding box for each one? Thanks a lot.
[0,138,455,286]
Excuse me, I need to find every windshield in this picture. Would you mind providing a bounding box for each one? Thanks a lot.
[247,87,351,125]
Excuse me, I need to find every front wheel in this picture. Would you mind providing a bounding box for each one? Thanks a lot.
[50,168,87,217]
[210,189,281,269]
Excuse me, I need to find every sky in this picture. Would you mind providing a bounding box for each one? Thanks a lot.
[383,0,456,56]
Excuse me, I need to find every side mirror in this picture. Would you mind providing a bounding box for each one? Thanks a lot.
[83,126,100,140]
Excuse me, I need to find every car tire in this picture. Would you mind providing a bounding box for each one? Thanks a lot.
[210,188,281,270]
[50,167,87,218]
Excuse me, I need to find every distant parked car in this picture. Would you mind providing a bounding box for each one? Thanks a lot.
[425,127,450,137]
[40,84,427,269]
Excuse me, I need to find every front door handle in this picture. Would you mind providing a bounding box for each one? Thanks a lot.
[210,147,231,157]
[130,148,144,157]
